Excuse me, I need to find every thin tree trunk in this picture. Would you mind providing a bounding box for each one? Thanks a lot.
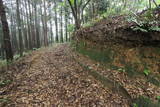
[149,0,152,9]
[60,6,63,43]
[64,0,68,42]
[0,23,5,60]
[43,0,48,46]
[25,0,31,50]
[54,0,59,42]
[28,0,33,49]
[10,1,18,53]
[22,1,29,51]
[34,1,40,48]
[32,5,36,48]
[49,6,53,44]
[16,0,23,56]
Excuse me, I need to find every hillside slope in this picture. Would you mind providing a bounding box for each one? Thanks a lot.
[75,9,160,46]
[73,10,160,106]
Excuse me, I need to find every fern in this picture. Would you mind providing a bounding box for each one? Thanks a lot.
[149,26,160,32]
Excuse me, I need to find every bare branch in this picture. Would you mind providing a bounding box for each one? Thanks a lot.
[82,0,91,11]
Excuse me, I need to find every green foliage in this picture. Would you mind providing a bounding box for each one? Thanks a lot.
[110,65,119,70]
[82,16,105,28]
[59,2,65,7]
[0,60,7,68]
[131,26,148,32]
[14,50,32,60]
[149,26,160,31]
[0,80,12,88]
[14,54,20,60]
[142,9,155,21]
[0,98,11,106]
[117,67,126,73]
[157,96,160,102]
[68,24,75,33]
[143,69,150,76]
[134,96,160,107]
[82,22,94,28]
[133,103,138,107]
[70,0,74,5]
[33,48,38,50]
[0,98,10,103]
[127,9,160,32]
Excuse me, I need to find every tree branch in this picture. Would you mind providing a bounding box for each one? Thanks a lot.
[152,0,158,7]
[67,0,76,18]
[74,0,77,15]
[79,0,83,7]
[82,0,91,11]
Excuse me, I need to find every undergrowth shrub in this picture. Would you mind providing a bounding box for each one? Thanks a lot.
[126,9,160,32]
[0,60,7,68]
[0,80,12,88]
[133,96,160,107]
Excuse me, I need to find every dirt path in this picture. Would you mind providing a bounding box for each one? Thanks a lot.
[1,44,129,107]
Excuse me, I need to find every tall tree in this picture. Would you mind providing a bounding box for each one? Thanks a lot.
[34,0,40,48]
[60,3,64,43]
[64,0,69,41]
[43,0,48,46]
[24,0,32,50]
[28,0,33,49]
[0,0,13,61]
[16,0,23,56]
[49,1,54,44]
[54,0,59,42]
[67,0,91,29]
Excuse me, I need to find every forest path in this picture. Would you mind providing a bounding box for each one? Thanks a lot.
[1,44,129,107]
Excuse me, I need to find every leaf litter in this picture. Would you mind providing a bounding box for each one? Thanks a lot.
[0,44,130,107]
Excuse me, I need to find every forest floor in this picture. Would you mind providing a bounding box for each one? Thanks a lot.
[1,43,160,107]
[0,43,130,107]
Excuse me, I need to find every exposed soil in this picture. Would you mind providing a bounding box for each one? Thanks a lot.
[0,44,131,107]
[73,46,160,102]
[75,12,160,47]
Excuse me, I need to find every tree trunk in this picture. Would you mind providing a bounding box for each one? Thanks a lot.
[28,0,33,49]
[0,0,13,61]
[25,0,31,50]
[34,2,40,48]
[49,5,53,44]
[64,1,68,42]
[54,0,59,42]
[16,0,23,57]
[31,3,36,48]
[10,0,18,53]
[21,1,29,51]
[43,0,48,46]
[60,6,63,43]
[149,0,152,9]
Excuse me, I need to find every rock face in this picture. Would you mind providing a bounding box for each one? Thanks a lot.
[75,15,160,47]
